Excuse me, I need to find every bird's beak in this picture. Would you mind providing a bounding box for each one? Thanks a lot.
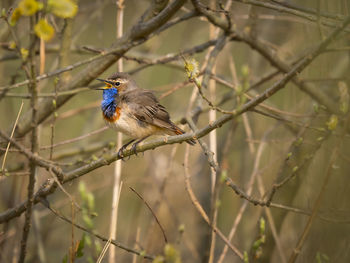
[90,78,114,90]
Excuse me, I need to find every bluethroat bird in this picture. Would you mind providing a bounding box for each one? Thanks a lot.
[95,72,196,158]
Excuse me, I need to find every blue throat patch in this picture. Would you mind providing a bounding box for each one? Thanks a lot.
[101,88,118,119]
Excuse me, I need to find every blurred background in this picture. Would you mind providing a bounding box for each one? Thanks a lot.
[1,0,350,262]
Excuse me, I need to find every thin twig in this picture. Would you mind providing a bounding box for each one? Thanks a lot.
[96,238,112,263]
[129,186,168,244]
[1,100,24,174]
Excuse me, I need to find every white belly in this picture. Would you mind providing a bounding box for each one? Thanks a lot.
[105,111,162,139]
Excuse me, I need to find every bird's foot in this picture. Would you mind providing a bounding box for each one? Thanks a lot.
[117,139,136,160]
[131,143,138,156]
[117,147,125,160]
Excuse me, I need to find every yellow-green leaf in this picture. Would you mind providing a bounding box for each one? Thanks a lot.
[326,115,338,131]
[20,48,28,60]
[18,0,43,16]
[9,8,22,26]
[34,19,54,41]
[9,41,17,50]
[164,244,181,263]
[338,81,349,114]
[48,0,78,18]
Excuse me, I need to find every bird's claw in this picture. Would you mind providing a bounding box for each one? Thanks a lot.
[131,143,138,156]
[117,146,127,160]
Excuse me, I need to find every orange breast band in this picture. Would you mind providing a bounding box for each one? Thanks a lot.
[103,107,121,122]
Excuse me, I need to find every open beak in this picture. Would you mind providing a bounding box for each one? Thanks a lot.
[90,78,114,90]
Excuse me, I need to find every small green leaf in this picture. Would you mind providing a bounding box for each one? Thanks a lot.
[252,239,262,250]
[139,250,146,258]
[294,137,303,146]
[326,115,338,130]
[20,48,28,60]
[82,214,93,229]
[75,235,85,258]
[338,81,349,114]
[219,170,227,183]
[164,244,181,263]
[241,65,249,77]
[243,251,249,263]
[48,0,78,18]
[78,182,87,200]
[34,19,54,41]
[152,256,165,263]
[108,141,116,148]
[84,234,92,246]
[94,240,102,254]
[259,218,265,235]
[91,212,98,217]
[1,8,6,17]
[178,224,185,233]
[9,41,17,49]
[86,192,95,211]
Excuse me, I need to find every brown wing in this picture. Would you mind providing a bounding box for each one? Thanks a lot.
[120,89,178,132]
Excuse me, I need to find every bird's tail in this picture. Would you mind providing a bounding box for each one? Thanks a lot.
[173,125,196,146]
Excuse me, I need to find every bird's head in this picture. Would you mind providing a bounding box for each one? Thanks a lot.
[95,72,137,99]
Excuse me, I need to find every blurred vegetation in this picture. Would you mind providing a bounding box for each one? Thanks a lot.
[0,0,350,263]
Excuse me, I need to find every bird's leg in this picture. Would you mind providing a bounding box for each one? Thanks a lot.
[131,136,149,156]
[117,139,136,159]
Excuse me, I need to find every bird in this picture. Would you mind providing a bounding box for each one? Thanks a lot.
[95,72,195,158]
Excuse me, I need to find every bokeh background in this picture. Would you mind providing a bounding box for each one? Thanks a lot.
[1,0,350,262]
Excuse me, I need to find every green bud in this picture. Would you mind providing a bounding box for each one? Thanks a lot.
[259,218,266,235]
[220,170,227,183]
[178,224,185,233]
[326,115,338,131]
[139,250,146,258]
[243,251,249,263]
[294,137,303,146]
[241,65,249,77]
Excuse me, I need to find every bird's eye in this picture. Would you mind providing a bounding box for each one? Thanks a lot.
[115,82,120,86]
